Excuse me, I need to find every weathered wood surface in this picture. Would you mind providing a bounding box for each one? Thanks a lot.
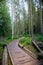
[2,47,8,65]
[8,40,42,65]
[18,43,37,59]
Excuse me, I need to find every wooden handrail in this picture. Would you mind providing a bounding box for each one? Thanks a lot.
[32,41,42,53]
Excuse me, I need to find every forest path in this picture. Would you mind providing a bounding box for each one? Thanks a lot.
[8,39,41,65]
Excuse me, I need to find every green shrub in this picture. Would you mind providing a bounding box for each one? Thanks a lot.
[7,36,12,40]
[20,37,32,45]
[6,36,12,44]
[36,34,43,42]
[23,33,31,37]
[0,41,3,47]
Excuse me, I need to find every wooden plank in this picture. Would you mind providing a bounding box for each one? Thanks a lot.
[32,41,42,53]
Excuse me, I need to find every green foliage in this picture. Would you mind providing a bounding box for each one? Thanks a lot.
[19,37,39,56]
[0,0,11,37]
[36,34,43,42]
[7,36,12,40]
[0,42,3,47]
[24,34,31,37]
[6,34,23,44]
[0,41,3,47]
[6,36,19,44]
[13,36,18,39]
[20,37,32,45]
[6,36,12,44]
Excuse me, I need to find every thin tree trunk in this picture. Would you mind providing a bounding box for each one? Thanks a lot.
[10,0,14,39]
[39,1,43,34]
[28,0,31,35]
[30,0,33,36]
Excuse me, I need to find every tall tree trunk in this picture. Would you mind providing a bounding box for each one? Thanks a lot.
[30,0,33,36]
[10,0,14,39]
[28,0,31,35]
[28,0,33,36]
[39,0,43,35]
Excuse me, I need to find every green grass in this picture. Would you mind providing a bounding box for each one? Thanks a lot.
[19,37,39,56]
[20,37,32,46]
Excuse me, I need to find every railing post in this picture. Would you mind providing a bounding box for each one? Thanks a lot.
[2,44,7,65]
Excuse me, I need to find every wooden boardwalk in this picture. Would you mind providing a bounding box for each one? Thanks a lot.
[8,40,41,65]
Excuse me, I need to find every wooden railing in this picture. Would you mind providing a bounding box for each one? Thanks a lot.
[32,41,43,53]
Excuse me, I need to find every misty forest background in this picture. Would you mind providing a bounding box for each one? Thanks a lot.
[0,0,43,38]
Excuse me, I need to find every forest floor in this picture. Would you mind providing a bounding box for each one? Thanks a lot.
[8,39,42,65]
